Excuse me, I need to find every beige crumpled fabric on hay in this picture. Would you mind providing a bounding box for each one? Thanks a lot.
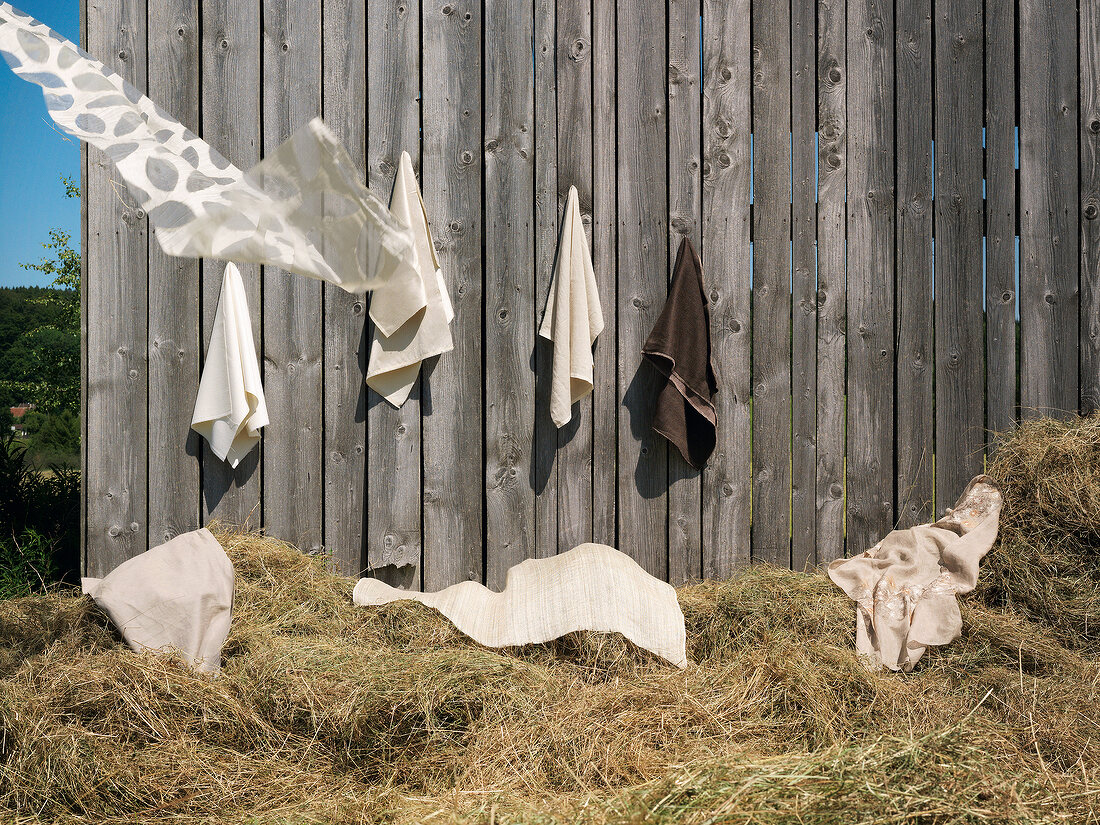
[81,528,234,675]
[538,185,604,428]
[0,3,417,294]
[353,543,687,668]
[828,475,1002,672]
[366,150,454,407]
[191,262,267,467]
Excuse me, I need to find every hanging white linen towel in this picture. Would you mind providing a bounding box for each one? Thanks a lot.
[366,150,454,407]
[191,263,268,467]
[82,528,235,675]
[354,542,688,668]
[0,3,418,294]
[539,185,604,428]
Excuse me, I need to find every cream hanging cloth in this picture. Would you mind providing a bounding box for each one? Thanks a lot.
[82,528,235,675]
[366,150,454,407]
[539,185,604,428]
[0,3,417,293]
[354,543,688,668]
[828,475,1003,672]
[191,262,268,467]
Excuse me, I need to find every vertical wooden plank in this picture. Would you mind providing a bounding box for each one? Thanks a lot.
[845,0,894,553]
[146,0,201,547]
[484,0,535,589]
[751,0,791,566]
[201,0,261,528]
[85,0,148,576]
[555,0,595,554]
[324,0,368,577]
[667,0,702,583]
[262,0,323,552]
[816,0,846,564]
[702,0,752,577]
[533,0,558,559]
[421,0,483,589]
[80,1,88,573]
[590,0,617,547]
[895,0,932,527]
[1019,0,1078,419]
[366,0,421,586]
[1081,0,1100,414]
[790,0,817,569]
[934,0,984,511]
[985,0,1017,431]
[617,0,667,579]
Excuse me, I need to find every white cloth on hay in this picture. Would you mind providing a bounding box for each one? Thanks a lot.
[354,543,688,668]
[81,528,234,675]
[191,262,267,467]
[828,475,1002,672]
[366,150,454,407]
[539,185,604,428]
[0,2,416,294]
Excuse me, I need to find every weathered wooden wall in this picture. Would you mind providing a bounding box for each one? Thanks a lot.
[82,0,1099,584]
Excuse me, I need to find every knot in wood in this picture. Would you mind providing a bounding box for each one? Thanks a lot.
[117,49,128,61]
[717,151,732,168]
[441,3,453,13]
[829,483,843,498]
[448,219,463,233]
[710,289,720,303]
[176,26,186,38]
[1089,119,1100,134]
[396,424,407,436]
[108,525,120,537]
[569,38,588,60]
[485,138,499,152]
[827,153,841,170]
[460,149,473,164]
[1045,292,1056,305]
[828,66,842,84]
[722,483,734,497]
[1001,290,1013,303]
[1085,202,1099,221]
[219,38,229,50]
[281,42,289,52]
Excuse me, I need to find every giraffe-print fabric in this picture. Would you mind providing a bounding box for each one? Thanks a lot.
[0,2,418,294]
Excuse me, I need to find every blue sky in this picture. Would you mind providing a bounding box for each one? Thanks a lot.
[0,1,80,288]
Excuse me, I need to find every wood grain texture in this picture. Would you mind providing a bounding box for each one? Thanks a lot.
[484,0,535,589]
[816,0,847,563]
[1081,0,1100,414]
[262,0,323,553]
[790,0,817,570]
[365,0,421,587]
[984,0,1017,430]
[421,0,483,589]
[617,0,668,578]
[934,0,984,513]
[1019,0,1078,419]
[323,0,367,577]
[751,0,791,566]
[146,0,201,546]
[667,0,702,584]
[702,0,752,577]
[818,0,849,567]
[200,0,261,529]
[895,0,932,527]
[79,0,88,573]
[590,0,617,547]
[845,0,894,553]
[532,0,559,559]
[85,0,148,576]
[555,0,595,555]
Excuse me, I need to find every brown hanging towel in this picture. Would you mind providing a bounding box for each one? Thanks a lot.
[641,237,718,470]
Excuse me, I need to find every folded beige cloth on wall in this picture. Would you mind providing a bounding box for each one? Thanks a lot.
[191,262,268,467]
[81,528,235,675]
[366,150,455,406]
[539,185,604,428]
[353,542,688,668]
[828,475,1002,672]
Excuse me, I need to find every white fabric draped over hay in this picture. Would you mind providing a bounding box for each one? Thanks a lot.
[354,543,688,668]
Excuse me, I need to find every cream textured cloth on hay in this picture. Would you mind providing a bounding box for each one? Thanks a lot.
[828,475,1002,672]
[0,3,417,294]
[81,528,234,675]
[354,543,688,668]
[366,150,454,407]
[191,262,267,467]
[539,185,604,428]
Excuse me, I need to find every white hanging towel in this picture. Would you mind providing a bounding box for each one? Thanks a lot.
[365,150,454,407]
[191,263,268,467]
[354,543,688,668]
[0,3,418,294]
[539,185,604,428]
[82,528,234,675]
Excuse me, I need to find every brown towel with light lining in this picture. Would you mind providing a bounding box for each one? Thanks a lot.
[642,237,718,470]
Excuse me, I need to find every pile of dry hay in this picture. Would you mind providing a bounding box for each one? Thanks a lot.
[4,418,1100,824]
